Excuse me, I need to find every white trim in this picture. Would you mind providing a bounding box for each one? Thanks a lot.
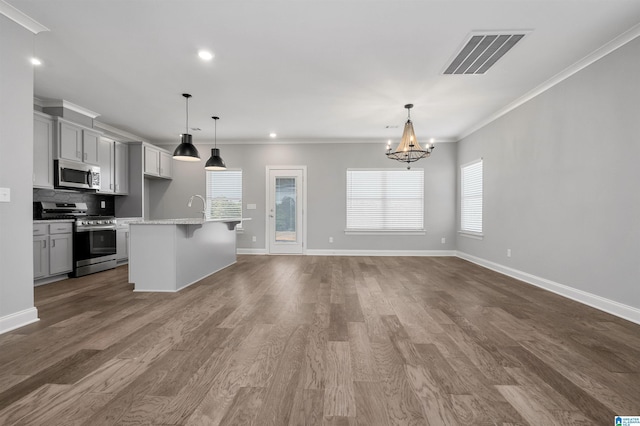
[307,249,456,257]
[0,308,39,335]
[93,120,148,143]
[150,138,458,147]
[458,22,640,141]
[37,99,101,119]
[237,248,267,255]
[0,0,49,34]
[456,251,640,326]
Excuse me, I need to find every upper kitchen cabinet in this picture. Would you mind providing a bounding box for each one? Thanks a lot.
[114,142,129,194]
[98,137,115,193]
[33,112,54,189]
[143,144,172,179]
[54,117,102,165]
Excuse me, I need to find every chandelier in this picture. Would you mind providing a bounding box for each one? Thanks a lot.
[386,104,434,169]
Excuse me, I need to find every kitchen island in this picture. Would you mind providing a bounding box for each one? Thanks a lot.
[128,218,242,292]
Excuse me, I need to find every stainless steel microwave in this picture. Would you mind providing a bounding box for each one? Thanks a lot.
[54,159,100,190]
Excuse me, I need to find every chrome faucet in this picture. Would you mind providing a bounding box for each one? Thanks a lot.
[188,195,207,219]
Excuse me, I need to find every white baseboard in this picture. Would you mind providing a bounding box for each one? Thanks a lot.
[0,307,39,335]
[306,249,457,257]
[237,248,267,255]
[456,251,640,326]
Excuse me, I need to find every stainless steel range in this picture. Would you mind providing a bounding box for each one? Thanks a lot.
[36,202,117,277]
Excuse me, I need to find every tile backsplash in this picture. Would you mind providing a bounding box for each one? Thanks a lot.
[33,189,115,217]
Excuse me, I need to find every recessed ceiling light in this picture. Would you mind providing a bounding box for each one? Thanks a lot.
[198,50,214,61]
[31,57,42,66]
[269,133,277,138]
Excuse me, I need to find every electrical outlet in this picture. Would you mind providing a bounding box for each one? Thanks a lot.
[252,236,257,242]
[507,249,512,257]
[0,187,10,203]
[101,200,106,209]
[441,237,446,244]
[329,237,334,243]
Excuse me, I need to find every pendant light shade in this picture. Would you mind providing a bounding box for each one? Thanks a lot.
[173,93,201,162]
[205,116,226,170]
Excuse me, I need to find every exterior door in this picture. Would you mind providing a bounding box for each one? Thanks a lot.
[267,167,306,254]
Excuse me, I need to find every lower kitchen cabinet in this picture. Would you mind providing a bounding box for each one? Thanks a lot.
[116,223,130,262]
[33,222,74,282]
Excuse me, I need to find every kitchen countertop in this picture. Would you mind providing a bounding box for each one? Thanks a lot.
[129,218,251,225]
[33,219,75,224]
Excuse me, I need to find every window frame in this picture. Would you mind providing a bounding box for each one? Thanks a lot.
[205,168,243,228]
[345,168,425,235]
[459,158,483,238]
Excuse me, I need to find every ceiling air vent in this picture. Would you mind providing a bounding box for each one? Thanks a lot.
[444,32,527,75]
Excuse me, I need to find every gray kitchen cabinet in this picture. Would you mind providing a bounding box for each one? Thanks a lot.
[33,235,49,279]
[49,233,73,275]
[143,144,172,179]
[55,117,102,165]
[144,144,160,176]
[159,151,173,178]
[33,112,54,188]
[33,222,74,282]
[58,120,83,162]
[114,142,129,194]
[98,137,115,193]
[82,129,101,165]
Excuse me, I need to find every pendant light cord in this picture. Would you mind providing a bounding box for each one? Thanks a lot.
[185,96,189,134]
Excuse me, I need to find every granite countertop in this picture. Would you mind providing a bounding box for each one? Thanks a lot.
[33,219,75,224]
[129,218,251,225]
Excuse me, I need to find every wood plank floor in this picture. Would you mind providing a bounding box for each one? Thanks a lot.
[1,255,639,425]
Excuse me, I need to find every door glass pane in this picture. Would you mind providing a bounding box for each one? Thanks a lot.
[275,177,296,242]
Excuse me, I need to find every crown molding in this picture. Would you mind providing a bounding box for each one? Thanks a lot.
[36,98,101,119]
[458,22,640,141]
[93,120,148,143]
[0,0,48,34]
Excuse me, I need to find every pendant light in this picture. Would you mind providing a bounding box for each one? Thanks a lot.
[205,116,226,170]
[173,93,201,161]
[386,104,434,169]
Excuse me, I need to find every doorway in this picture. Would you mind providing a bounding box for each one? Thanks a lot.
[266,166,307,254]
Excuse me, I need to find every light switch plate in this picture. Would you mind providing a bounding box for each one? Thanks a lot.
[0,187,10,203]
[247,203,257,210]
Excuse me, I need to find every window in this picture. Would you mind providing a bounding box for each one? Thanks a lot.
[346,169,424,233]
[460,159,483,234]
[206,169,242,223]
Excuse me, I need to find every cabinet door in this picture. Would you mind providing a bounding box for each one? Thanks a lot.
[83,129,101,165]
[98,137,115,193]
[144,146,160,176]
[33,236,49,279]
[159,151,173,179]
[58,121,83,161]
[33,113,54,188]
[49,233,73,275]
[114,142,129,194]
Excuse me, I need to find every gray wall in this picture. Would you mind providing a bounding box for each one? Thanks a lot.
[148,141,457,252]
[457,37,640,310]
[0,16,37,328]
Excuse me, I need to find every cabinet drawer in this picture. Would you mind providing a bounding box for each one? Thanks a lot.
[49,223,73,234]
[33,224,48,236]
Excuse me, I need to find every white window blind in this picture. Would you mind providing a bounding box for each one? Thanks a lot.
[461,159,483,233]
[206,169,242,221]
[346,169,424,231]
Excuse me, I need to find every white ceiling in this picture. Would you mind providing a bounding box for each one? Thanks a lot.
[8,0,640,145]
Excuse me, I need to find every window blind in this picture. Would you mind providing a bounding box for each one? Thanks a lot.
[346,169,424,231]
[206,169,242,221]
[461,159,483,233]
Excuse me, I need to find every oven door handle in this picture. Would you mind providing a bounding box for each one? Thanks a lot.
[76,226,116,232]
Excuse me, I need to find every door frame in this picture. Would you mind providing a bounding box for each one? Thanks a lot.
[265,165,307,255]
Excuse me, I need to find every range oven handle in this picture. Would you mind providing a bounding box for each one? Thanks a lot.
[76,226,117,232]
